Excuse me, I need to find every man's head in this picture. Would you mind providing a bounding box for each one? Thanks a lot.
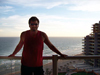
[28,16,39,32]
[28,16,39,25]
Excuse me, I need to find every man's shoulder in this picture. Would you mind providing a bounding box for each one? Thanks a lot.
[22,30,29,34]
[21,30,29,37]
[39,31,47,41]
[39,31,48,40]
[40,31,46,36]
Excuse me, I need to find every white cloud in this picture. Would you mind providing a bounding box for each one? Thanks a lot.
[0,6,14,13]
[0,15,30,37]
[68,0,100,11]
[2,0,100,11]
[0,15,29,30]
[0,6,13,9]
[0,29,3,32]
[2,0,68,9]
[0,14,99,37]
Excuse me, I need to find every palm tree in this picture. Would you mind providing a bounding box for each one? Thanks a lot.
[45,68,49,75]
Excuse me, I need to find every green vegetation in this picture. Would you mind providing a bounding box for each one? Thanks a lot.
[58,72,66,75]
[71,72,96,75]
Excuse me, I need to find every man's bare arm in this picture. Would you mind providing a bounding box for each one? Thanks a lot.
[42,32,67,57]
[8,32,25,57]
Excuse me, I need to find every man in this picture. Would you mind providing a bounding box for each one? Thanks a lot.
[9,16,67,75]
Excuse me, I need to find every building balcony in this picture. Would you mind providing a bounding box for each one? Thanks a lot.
[98,37,100,40]
[82,42,85,44]
[89,38,94,41]
[92,24,99,27]
[97,54,100,55]
[84,52,87,55]
[98,59,100,62]
[97,47,100,49]
[82,39,85,41]
[97,50,100,53]
[89,46,94,48]
[82,45,85,46]
[97,51,100,54]
[0,55,100,75]
[82,48,85,50]
[89,49,94,52]
[98,43,100,45]
[88,60,94,65]
[98,40,100,42]
[90,59,94,63]
[90,42,94,45]
[97,33,100,35]
[88,52,94,55]
[98,42,100,44]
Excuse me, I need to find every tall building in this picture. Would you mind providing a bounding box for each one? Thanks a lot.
[83,21,100,67]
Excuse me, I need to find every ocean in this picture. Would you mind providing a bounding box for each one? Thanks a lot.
[0,37,83,56]
[0,37,83,75]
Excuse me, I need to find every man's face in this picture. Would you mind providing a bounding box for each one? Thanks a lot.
[29,21,39,32]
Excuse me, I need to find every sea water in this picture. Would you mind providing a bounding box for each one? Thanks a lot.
[0,37,83,75]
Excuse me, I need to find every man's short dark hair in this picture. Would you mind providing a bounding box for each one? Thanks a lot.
[28,16,39,24]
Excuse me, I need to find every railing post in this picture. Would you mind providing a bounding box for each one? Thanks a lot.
[52,55,58,75]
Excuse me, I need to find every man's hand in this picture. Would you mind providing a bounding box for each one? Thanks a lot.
[8,54,15,57]
[60,54,68,58]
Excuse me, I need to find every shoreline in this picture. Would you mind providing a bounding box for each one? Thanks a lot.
[43,52,84,74]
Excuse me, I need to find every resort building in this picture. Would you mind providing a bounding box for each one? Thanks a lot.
[83,21,100,67]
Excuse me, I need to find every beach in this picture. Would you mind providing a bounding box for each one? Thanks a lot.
[43,53,84,75]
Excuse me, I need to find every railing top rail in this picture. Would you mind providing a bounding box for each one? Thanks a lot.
[58,55,100,59]
[0,55,100,60]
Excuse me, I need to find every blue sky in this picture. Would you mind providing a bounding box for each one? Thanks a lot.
[0,0,100,37]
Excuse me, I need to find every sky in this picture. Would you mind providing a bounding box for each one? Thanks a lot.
[0,0,100,37]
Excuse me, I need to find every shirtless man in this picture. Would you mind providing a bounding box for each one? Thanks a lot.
[9,16,67,75]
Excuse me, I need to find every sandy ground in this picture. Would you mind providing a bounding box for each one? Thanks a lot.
[43,53,84,75]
